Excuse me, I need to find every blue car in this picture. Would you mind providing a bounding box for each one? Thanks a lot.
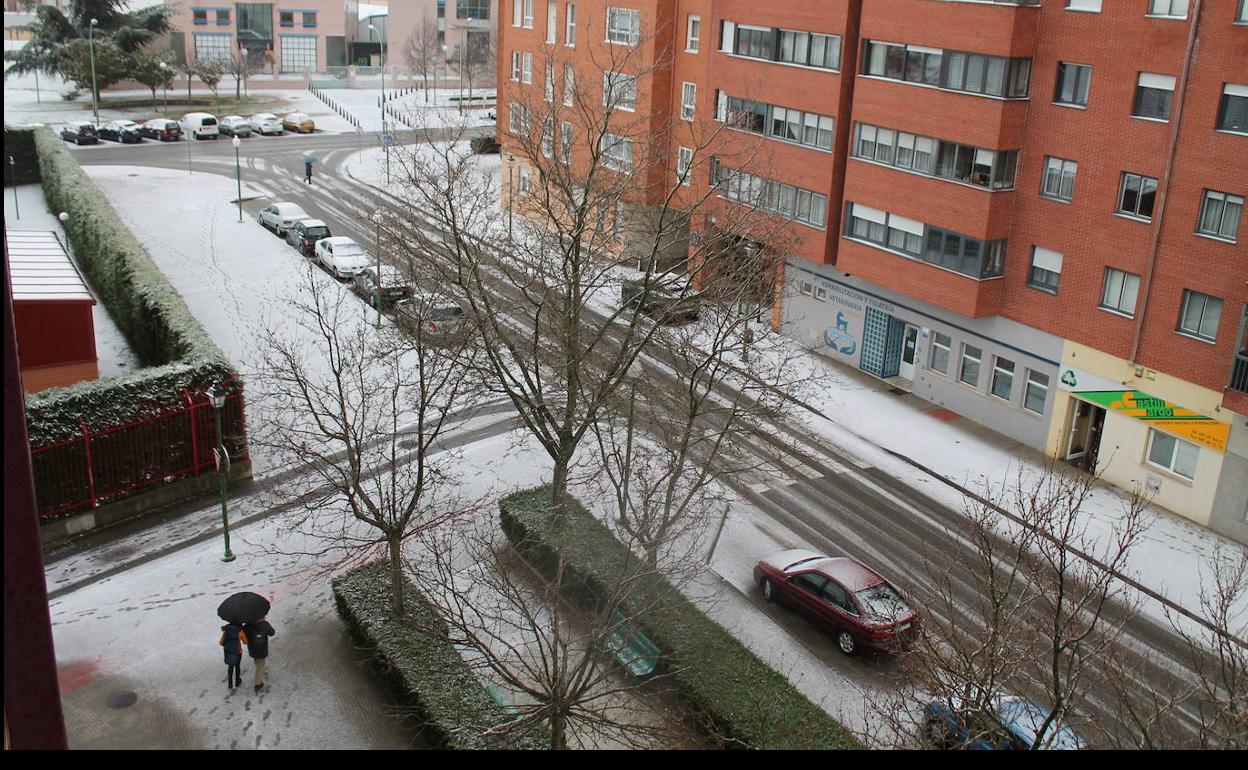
[926,695,1086,750]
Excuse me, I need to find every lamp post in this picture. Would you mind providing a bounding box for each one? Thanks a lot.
[373,213,383,328]
[456,42,465,114]
[232,136,243,222]
[619,359,644,525]
[208,382,236,563]
[8,156,18,220]
[159,61,170,115]
[506,154,516,237]
[369,23,390,184]
[88,18,100,126]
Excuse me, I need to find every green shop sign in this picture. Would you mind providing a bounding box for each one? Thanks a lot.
[1073,390,1229,452]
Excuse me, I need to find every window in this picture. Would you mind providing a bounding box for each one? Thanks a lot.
[1101,268,1141,316]
[1117,172,1159,220]
[522,52,533,83]
[545,62,554,101]
[511,51,522,81]
[216,9,230,25]
[1147,0,1189,17]
[1217,84,1248,133]
[563,65,575,106]
[280,35,316,72]
[603,71,636,110]
[1197,190,1243,242]
[279,10,294,27]
[846,204,924,256]
[686,15,700,52]
[194,33,232,62]
[302,11,316,27]
[1178,290,1223,342]
[518,165,533,195]
[991,357,1015,400]
[507,102,530,133]
[930,332,952,374]
[439,0,446,19]
[960,345,983,387]
[458,0,490,19]
[1023,370,1049,414]
[1055,62,1091,106]
[547,1,557,42]
[565,3,576,45]
[1147,430,1199,480]
[559,121,572,165]
[1133,73,1175,120]
[1239,0,1248,23]
[776,29,841,70]
[541,118,554,158]
[607,7,641,46]
[193,8,208,25]
[1028,246,1062,293]
[677,146,693,185]
[866,42,1030,98]
[854,123,1013,188]
[716,163,828,228]
[523,0,534,28]
[720,93,834,150]
[846,208,1011,278]
[681,82,697,121]
[600,132,633,171]
[1041,156,1078,201]
[1066,0,1102,9]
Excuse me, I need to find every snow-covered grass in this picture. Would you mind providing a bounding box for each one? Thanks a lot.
[307,86,494,133]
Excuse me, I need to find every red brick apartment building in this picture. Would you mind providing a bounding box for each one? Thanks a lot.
[497,0,1248,542]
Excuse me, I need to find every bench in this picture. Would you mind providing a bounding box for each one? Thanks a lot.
[603,610,660,678]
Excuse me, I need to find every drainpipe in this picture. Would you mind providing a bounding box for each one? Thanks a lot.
[1128,0,1203,366]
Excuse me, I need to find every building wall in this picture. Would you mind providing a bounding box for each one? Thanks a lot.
[166,1,351,73]
[21,360,100,395]
[13,301,97,370]
[387,0,498,63]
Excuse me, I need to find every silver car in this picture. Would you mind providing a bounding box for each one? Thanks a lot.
[257,202,311,235]
[219,115,252,138]
[315,236,371,280]
[248,112,284,136]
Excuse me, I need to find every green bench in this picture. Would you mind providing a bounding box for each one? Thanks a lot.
[603,610,661,677]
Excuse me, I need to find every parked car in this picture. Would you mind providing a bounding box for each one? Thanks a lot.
[351,265,412,308]
[394,292,466,341]
[60,122,99,145]
[753,549,920,655]
[248,113,284,136]
[926,695,1086,750]
[315,236,371,279]
[285,218,331,256]
[140,118,182,141]
[281,112,315,134]
[257,202,311,236]
[97,120,142,143]
[181,112,219,140]
[620,271,701,324]
[218,115,252,138]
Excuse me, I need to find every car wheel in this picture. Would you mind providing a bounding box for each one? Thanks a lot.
[837,631,857,656]
[761,577,776,602]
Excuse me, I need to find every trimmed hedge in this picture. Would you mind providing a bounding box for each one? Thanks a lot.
[500,487,861,750]
[17,126,236,446]
[332,562,544,750]
[3,127,40,185]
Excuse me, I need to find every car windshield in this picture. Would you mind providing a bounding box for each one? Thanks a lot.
[305,226,330,237]
[335,247,366,259]
[855,583,910,621]
[995,699,1084,750]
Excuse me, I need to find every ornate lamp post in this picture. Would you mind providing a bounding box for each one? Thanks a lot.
[208,382,236,563]
[369,23,390,184]
[88,18,100,125]
[232,136,243,222]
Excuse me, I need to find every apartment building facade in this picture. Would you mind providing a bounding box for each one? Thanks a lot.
[497,0,1248,542]
[166,1,355,71]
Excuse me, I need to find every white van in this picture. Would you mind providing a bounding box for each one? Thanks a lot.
[181,112,220,140]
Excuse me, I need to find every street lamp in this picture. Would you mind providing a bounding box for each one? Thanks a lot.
[208,382,236,563]
[159,61,170,115]
[88,18,100,126]
[58,211,68,223]
[619,359,644,524]
[373,213,383,329]
[369,23,390,184]
[7,156,18,220]
[506,154,516,237]
[232,136,243,223]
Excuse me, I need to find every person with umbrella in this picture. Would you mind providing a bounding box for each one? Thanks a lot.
[217,592,271,692]
[303,152,317,185]
[243,616,276,693]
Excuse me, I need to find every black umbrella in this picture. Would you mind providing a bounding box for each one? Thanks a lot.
[217,592,271,625]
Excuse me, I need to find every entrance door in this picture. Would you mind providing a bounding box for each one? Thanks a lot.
[1064,399,1107,473]
[898,324,919,381]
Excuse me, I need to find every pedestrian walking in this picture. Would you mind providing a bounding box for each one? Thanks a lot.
[304,159,313,185]
[219,622,245,690]
[242,617,276,692]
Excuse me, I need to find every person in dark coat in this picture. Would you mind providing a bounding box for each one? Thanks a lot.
[303,159,313,185]
[242,617,276,692]
[219,623,244,690]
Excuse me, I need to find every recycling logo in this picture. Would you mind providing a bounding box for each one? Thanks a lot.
[1060,369,1077,388]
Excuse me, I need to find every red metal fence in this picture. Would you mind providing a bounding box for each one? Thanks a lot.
[29,385,249,518]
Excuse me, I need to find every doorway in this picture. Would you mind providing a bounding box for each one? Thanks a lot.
[898,324,919,381]
[1064,398,1106,473]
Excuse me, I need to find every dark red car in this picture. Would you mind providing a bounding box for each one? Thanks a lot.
[753,549,920,655]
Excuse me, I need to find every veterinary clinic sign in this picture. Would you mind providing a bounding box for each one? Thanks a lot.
[1073,389,1230,452]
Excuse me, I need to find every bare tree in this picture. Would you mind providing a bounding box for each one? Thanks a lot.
[402,18,440,103]
[381,23,795,514]
[861,464,1152,749]
[194,58,223,103]
[254,262,481,616]
[224,46,251,99]
[1181,545,1248,748]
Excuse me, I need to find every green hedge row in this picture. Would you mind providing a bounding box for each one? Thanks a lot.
[499,487,861,750]
[332,562,544,750]
[3,127,40,186]
[18,126,235,446]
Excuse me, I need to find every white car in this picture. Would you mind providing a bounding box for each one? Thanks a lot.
[315,237,371,280]
[257,202,311,235]
[219,115,252,137]
[249,112,284,136]
[181,112,219,140]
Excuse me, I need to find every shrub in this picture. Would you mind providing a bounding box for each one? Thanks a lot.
[470,135,500,155]
[332,562,544,750]
[499,487,861,750]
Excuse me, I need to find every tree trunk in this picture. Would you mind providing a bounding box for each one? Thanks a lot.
[388,535,406,617]
[550,456,570,516]
[549,709,567,750]
[187,75,192,100]
[423,74,429,103]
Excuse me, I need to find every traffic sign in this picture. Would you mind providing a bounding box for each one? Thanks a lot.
[382,133,397,146]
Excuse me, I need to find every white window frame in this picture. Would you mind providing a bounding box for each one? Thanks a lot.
[559,120,572,165]
[676,146,693,185]
[511,51,522,81]
[1100,268,1141,317]
[518,164,533,195]
[686,15,701,53]
[563,65,575,106]
[1133,72,1175,120]
[603,71,637,111]
[1218,83,1248,134]
[1023,370,1049,414]
[681,81,697,121]
[1027,246,1063,294]
[1041,156,1077,202]
[990,356,1015,401]
[600,132,633,171]
[606,7,641,46]
[1146,429,1199,480]
[1196,189,1243,243]
[1177,289,1223,342]
[522,52,533,84]
[522,0,534,28]
[930,332,952,375]
[1238,0,1248,23]
[959,344,983,387]
[541,117,554,157]
[1147,0,1189,18]
[1065,0,1102,10]
[546,1,558,43]
[544,62,555,101]
[565,2,576,46]
[513,0,523,27]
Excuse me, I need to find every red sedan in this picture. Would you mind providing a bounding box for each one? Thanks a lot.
[753,549,920,655]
